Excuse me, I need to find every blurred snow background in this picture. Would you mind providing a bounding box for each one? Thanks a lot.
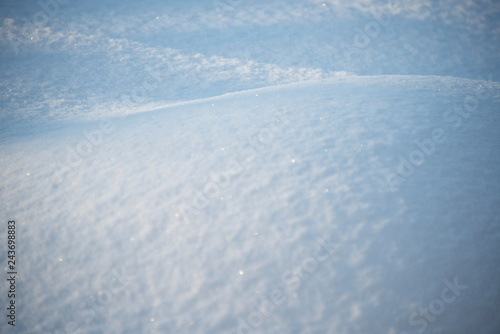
[0,0,499,333]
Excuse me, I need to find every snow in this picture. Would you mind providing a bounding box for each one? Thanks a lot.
[1,1,500,333]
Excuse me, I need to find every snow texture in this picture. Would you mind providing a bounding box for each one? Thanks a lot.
[1,0,499,333]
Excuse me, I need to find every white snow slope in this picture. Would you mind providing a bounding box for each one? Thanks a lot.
[2,75,500,334]
[1,1,500,334]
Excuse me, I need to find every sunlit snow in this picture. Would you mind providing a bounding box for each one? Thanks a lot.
[1,0,499,333]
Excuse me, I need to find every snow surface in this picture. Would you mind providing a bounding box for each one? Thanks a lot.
[1,1,500,334]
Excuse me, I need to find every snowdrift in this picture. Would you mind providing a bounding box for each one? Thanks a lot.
[1,75,499,333]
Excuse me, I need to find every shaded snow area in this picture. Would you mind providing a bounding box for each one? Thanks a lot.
[1,1,500,334]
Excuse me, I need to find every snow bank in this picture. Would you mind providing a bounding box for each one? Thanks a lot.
[1,75,499,333]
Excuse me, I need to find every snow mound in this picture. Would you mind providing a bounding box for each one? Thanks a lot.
[1,75,499,333]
